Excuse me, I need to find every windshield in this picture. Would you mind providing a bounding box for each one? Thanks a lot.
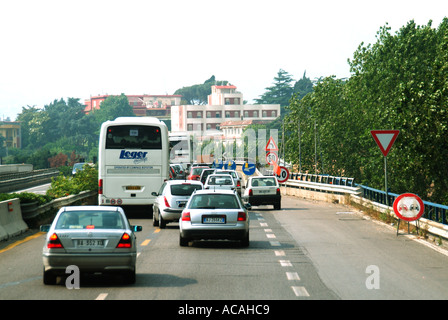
[189,194,240,209]
[55,211,125,230]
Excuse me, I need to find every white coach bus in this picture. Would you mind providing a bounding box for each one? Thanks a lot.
[98,117,169,208]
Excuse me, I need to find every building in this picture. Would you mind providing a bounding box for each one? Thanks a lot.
[84,94,182,119]
[0,121,21,149]
[171,85,280,138]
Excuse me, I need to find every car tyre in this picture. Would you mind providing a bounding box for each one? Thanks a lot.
[159,212,166,229]
[241,232,250,247]
[274,201,281,210]
[152,209,159,227]
[124,269,136,284]
[43,268,56,285]
[179,234,189,247]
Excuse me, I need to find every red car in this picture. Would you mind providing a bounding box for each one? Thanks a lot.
[187,166,209,181]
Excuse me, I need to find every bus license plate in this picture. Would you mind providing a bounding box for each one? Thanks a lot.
[202,216,226,224]
[77,239,105,247]
[126,186,141,190]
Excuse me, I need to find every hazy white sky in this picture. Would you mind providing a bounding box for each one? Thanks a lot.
[1,0,447,121]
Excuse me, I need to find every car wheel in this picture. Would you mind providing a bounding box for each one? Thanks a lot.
[179,234,189,247]
[152,208,159,227]
[241,232,250,247]
[43,268,56,285]
[124,269,136,284]
[159,213,166,229]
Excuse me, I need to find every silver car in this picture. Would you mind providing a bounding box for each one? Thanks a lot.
[179,189,251,247]
[152,180,203,228]
[40,206,142,285]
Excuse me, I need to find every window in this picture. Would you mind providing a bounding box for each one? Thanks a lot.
[105,125,162,150]
[187,112,192,118]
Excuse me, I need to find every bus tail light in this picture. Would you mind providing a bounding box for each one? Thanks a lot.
[98,179,103,194]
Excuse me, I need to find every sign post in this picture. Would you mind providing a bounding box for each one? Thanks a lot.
[393,193,424,235]
[371,130,399,206]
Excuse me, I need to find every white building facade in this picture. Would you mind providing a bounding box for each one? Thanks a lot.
[171,85,280,136]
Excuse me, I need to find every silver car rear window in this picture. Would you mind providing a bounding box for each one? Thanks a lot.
[55,211,125,230]
[170,184,202,196]
[189,194,239,209]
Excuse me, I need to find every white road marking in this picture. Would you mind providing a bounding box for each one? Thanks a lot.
[279,260,292,267]
[266,234,276,239]
[286,272,300,280]
[260,222,268,227]
[264,229,272,233]
[275,250,285,256]
[292,286,310,297]
[95,293,108,300]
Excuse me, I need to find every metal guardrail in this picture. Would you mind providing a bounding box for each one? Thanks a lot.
[275,170,448,226]
[359,184,448,226]
[0,168,60,193]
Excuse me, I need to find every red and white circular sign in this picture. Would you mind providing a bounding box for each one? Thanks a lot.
[393,193,424,222]
[266,152,278,164]
[276,166,289,183]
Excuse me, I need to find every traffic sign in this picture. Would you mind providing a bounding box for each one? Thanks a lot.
[212,159,223,169]
[224,160,236,170]
[276,166,289,183]
[242,161,256,175]
[393,193,424,222]
[266,152,278,164]
[265,136,278,152]
[371,130,400,157]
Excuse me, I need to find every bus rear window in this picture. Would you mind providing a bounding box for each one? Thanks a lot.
[106,125,162,149]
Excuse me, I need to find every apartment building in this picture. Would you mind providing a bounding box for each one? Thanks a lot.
[0,121,21,149]
[171,85,280,137]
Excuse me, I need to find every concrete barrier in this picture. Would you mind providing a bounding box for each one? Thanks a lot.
[0,198,28,241]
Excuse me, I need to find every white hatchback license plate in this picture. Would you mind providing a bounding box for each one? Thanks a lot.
[77,239,105,247]
[202,216,226,224]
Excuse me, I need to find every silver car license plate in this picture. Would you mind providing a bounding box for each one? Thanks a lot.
[202,216,226,224]
[77,239,105,247]
[177,201,187,208]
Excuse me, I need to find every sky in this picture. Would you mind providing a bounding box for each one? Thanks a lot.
[1,0,447,121]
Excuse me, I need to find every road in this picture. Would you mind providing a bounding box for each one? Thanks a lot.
[1,195,448,303]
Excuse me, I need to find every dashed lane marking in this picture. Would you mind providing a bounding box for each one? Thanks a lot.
[279,260,292,267]
[95,293,108,300]
[292,286,310,297]
[286,272,300,280]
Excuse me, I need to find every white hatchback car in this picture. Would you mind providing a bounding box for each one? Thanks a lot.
[204,173,235,191]
[152,180,203,228]
[242,176,281,210]
[179,189,251,247]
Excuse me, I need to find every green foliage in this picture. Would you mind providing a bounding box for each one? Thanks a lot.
[174,75,229,105]
[0,192,53,205]
[285,19,448,204]
[46,164,98,198]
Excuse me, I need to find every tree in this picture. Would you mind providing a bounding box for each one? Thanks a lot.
[174,75,229,105]
[90,94,135,126]
[254,69,295,112]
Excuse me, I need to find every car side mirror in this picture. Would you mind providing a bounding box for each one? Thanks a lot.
[132,225,143,232]
[151,192,158,196]
[244,203,252,210]
[40,224,51,232]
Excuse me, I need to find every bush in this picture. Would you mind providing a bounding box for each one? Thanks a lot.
[46,164,98,198]
[0,192,53,205]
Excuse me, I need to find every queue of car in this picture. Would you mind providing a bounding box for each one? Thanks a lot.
[41,161,282,285]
